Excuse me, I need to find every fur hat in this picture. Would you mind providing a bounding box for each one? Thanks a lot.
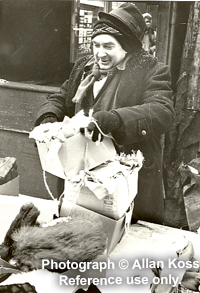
[92,3,146,51]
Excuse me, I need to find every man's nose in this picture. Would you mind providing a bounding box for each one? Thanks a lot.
[97,46,107,57]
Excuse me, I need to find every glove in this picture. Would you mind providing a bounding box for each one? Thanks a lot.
[87,111,121,142]
[40,114,57,124]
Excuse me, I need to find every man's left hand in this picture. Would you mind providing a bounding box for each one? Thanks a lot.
[86,110,121,142]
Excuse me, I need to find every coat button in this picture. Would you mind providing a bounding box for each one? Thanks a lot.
[141,130,147,136]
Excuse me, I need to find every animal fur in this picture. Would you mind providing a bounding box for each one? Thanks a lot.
[0,202,40,261]
[0,203,107,272]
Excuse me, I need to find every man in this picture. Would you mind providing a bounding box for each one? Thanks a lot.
[35,3,175,225]
[142,12,157,55]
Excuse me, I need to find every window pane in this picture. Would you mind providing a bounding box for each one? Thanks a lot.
[0,1,72,86]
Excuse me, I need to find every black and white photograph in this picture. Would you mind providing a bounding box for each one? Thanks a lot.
[0,1,200,292]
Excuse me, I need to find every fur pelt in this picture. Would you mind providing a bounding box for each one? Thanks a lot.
[0,203,107,272]
[0,202,40,261]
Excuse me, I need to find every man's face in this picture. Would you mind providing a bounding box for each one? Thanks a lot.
[92,34,127,70]
[144,17,152,29]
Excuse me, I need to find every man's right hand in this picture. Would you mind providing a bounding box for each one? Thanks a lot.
[40,115,57,124]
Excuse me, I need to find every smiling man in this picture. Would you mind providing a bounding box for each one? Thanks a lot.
[92,34,127,69]
[35,3,175,225]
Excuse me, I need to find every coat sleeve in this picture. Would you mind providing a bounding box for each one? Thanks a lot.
[112,62,175,145]
[34,56,91,126]
[34,80,70,126]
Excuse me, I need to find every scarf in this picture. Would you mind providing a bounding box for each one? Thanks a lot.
[72,63,107,105]
[91,23,122,39]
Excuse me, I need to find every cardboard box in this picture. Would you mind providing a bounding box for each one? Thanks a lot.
[37,133,116,179]
[63,161,139,220]
[60,200,133,255]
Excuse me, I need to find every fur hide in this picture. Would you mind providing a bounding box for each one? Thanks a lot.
[0,202,40,262]
[0,203,106,272]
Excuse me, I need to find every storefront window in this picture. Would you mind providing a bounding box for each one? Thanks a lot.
[0,1,72,86]
[0,1,159,86]
[0,0,120,85]
[78,9,93,56]
[71,0,104,60]
[71,1,135,61]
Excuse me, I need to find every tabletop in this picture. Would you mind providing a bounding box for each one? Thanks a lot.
[1,194,200,293]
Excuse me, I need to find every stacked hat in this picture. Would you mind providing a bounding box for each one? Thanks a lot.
[92,3,146,53]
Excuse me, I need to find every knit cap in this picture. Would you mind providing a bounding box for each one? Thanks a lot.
[92,3,146,53]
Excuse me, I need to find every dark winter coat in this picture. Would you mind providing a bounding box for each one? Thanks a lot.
[36,50,175,225]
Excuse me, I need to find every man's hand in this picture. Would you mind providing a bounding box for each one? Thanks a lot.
[40,115,57,124]
[87,110,121,142]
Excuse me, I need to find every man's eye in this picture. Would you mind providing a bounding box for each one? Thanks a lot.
[104,45,113,49]
[93,44,100,48]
